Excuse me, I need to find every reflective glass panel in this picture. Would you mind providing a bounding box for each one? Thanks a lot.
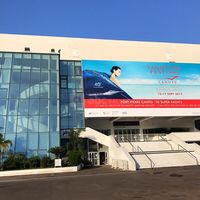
[50,55,58,70]
[22,54,31,69]
[6,115,18,133]
[18,99,29,115]
[50,71,58,84]
[67,62,74,76]
[39,133,49,149]
[0,84,9,98]
[0,116,6,133]
[0,69,11,83]
[5,134,15,151]
[16,133,27,152]
[31,54,40,69]
[7,99,18,115]
[40,55,49,70]
[2,53,12,69]
[60,61,68,75]
[29,99,39,115]
[30,70,40,85]
[19,84,30,98]
[10,69,21,83]
[12,54,22,69]
[39,99,49,115]
[50,84,58,99]
[28,133,38,150]
[40,84,49,98]
[9,84,19,98]
[50,115,59,132]
[17,116,28,133]
[20,69,30,84]
[28,116,39,132]
[30,85,40,98]
[41,71,49,83]
[50,133,59,148]
[39,115,49,132]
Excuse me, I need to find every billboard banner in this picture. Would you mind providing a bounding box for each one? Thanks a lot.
[82,60,200,117]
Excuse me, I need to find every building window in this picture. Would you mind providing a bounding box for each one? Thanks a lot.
[60,61,85,131]
[60,76,67,89]
[0,52,60,156]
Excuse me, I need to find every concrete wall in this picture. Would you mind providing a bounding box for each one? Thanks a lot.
[140,117,195,130]
[1,34,200,63]
[86,117,196,135]
[80,128,136,170]
[1,34,200,120]
[172,132,200,142]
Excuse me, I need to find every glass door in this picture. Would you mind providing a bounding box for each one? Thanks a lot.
[88,152,99,166]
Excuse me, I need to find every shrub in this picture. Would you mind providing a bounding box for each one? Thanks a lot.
[3,154,26,170]
[40,156,54,168]
[67,150,83,166]
[61,157,69,167]
[82,159,93,168]
[28,156,41,169]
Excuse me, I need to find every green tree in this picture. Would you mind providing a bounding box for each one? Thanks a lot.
[66,128,86,166]
[48,146,65,159]
[0,133,12,166]
[48,128,86,166]
[68,128,84,151]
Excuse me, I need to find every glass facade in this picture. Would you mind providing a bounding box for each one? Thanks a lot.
[60,61,85,140]
[0,52,60,156]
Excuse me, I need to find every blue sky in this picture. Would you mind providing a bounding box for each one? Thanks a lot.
[0,0,200,44]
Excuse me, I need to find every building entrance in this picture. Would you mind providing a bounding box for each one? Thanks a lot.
[88,152,99,166]
[88,152,108,166]
[87,139,109,166]
[99,152,108,165]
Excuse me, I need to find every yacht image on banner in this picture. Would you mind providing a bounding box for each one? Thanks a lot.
[83,69,132,99]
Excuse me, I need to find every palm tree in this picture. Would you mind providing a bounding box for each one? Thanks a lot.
[68,128,84,151]
[48,146,65,159]
[0,133,12,165]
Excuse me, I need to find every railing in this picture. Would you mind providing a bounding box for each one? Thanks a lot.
[116,133,167,143]
[159,135,173,150]
[137,146,155,169]
[178,144,199,165]
[125,138,137,152]
[114,136,121,147]
[143,133,167,141]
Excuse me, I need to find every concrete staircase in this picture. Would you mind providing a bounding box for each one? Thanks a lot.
[80,129,200,170]
[131,151,198,169]
[80,127,136,170]
[120,136,200,169]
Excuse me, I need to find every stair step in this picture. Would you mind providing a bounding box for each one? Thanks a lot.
[130,150,194,155]
[120,140,172,143]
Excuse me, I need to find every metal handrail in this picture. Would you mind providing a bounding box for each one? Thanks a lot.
[178,144,199,165]
[137,146,155,169]
[159,135,173,150]
[142,133,167,142]
[114,135,121,147]
[126,138,137,152]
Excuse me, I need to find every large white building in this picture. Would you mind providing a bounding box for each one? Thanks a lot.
[1,33,200,170]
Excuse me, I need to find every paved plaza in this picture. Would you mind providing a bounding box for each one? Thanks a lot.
[0,166,200,200]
